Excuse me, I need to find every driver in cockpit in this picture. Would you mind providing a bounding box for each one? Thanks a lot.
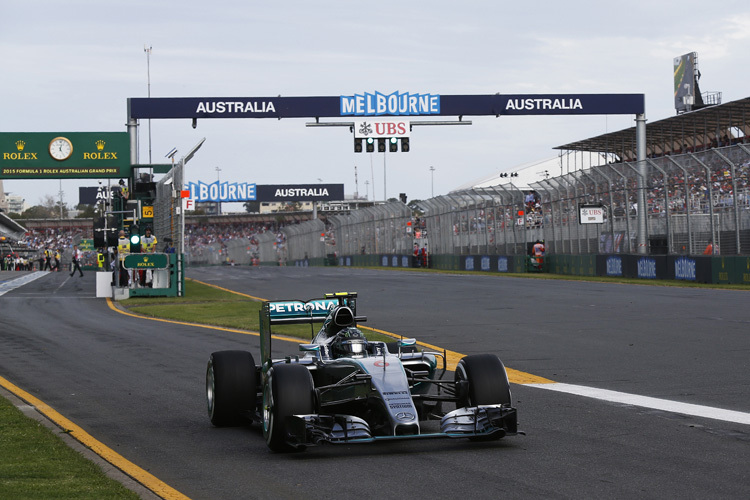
[315,305,355,342]
[313,306,368,358]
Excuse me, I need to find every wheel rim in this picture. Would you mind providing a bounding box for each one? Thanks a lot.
[263,375,274,441]
[206,360,216,417]
[455,362,469,407]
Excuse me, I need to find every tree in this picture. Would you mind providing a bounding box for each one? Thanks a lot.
[75,203,97,218]
[244,201,260,213]
[19,205,55,219]
[40,194,68,218]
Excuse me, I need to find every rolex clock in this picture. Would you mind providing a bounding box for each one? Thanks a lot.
[49,136,73,161]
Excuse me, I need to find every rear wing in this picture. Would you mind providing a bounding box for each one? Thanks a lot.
[260,292,361,365]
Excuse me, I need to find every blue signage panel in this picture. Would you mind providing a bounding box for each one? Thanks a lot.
[128,93,644,120]
[187,181,256,202]
[186,182,344,202]
[498,256,509,272]
[674,257,696,281]
[637,257,657,279]
[606,256,623,277]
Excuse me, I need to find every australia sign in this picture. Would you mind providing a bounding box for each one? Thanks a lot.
[128,93,645,120]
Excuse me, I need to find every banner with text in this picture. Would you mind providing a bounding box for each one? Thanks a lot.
[186,181,344,202]
[0,132,131,179]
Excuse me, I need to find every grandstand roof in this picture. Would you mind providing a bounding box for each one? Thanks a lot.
[0,212,27,240]
[555,96,750,159]
[451,153,608,193]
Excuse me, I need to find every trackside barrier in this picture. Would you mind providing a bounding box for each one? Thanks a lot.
[327,252,749,284]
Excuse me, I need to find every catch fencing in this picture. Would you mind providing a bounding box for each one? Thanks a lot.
[152,163,183,254]
[182,144,750,266]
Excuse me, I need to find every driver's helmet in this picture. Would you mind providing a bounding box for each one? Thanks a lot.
[332,327,367,358]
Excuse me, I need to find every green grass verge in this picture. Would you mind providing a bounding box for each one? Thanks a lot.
[0,396,138,499]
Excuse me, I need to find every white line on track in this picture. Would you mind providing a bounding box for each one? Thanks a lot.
[525,382,750,425]
[0,271,49,297]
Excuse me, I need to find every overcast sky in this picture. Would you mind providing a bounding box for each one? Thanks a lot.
[2,1,749,211]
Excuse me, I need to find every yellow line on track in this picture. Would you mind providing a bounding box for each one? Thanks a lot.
[0,375,190,500]
[186,278,265,300]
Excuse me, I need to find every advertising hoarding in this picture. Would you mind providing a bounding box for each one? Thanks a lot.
[0,132,130,179]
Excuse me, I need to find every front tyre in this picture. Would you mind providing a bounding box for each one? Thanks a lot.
[454,354,511,408]
[207,350,256,426]
[263,364,315,452]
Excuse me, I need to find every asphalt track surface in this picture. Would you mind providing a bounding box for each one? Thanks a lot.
[1,266,749,499]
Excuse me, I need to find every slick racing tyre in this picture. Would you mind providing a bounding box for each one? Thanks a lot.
[263,364,315,452]
[206,350,257,426]
[454,354,512,408]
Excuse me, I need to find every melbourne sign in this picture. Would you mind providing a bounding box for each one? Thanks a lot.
[186,181,344,202]
[186,181,257,202]
[674,257,696,281]
[341,92,440,116]
[0,132,130,179]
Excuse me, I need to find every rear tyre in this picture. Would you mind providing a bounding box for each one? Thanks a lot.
[207,350,256,426]
[454,354,511,408]
[263,364,315,452]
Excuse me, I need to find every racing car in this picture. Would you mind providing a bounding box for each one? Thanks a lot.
[206,292,519,451]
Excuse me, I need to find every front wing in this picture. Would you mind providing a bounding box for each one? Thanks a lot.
[284,404,518,448]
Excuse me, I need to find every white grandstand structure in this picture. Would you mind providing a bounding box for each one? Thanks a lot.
[451,153,609,193]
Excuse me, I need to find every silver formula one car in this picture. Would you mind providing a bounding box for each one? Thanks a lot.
[206,292,519,452]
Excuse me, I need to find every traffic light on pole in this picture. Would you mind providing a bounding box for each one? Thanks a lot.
[129,226,141,253]
[354,138,363,153]
[389,137,398,152]
[401,137,410,152]
[366,137,375,152]
[377,138,386,152]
